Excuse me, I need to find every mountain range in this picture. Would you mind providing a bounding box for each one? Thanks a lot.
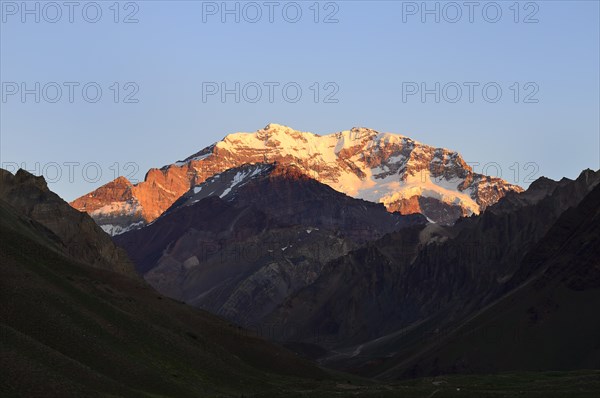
[283,169,600,378]
[71,124,522,233]
[3,124,599,396]
[111,151,600,378]
[7,166,598,396]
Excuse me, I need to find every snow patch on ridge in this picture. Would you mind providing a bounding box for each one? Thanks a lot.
[220,166,268,198]
[100,221,145,236]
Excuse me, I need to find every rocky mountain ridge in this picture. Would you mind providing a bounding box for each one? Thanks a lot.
[71,124,522,233]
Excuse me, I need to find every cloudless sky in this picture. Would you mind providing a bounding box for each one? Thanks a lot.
[1,0,599,201]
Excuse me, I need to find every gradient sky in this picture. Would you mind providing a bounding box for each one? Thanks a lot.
[1,0,599,201]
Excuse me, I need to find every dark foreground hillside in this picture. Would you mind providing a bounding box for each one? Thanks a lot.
[1,168,599,397]
[0,196,335,397]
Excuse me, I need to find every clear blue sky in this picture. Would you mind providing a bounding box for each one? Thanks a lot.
[1,0,599,201]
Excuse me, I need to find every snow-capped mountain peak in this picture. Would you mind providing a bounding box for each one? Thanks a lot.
[70,124,523,234]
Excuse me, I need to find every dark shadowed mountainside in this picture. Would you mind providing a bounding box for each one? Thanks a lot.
[381,179,600,379]
[265,170,600,375]
[0,169,136,278]
[115,163,426,331]
[0,175,330,397]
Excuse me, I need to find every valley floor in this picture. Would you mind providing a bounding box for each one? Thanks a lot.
[200,370,600,398]
[246,370,600,398]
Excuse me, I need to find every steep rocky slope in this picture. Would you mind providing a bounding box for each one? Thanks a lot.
[71,124,522,233]
[0,168,136,278]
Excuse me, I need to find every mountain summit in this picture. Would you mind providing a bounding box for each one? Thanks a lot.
[71,124,522,234]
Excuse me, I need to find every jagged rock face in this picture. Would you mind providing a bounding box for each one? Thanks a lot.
[70,176,134,213]
[69,176,145,235]
[70,124,522,234]
[0,169,137,278]
[115,164,426,329]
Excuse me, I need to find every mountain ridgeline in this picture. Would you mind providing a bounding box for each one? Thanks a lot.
[71,124,522,234]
